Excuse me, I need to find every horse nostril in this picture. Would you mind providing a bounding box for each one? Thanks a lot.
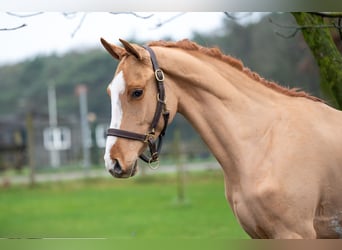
[114,161,123,175]
[109,160,123,177]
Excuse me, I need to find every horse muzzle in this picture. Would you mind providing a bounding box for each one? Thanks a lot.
[108,159,138,178]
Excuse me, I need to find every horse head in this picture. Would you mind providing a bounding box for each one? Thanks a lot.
[100,38,177,178]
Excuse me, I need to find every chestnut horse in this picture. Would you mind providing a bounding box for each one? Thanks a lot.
[100,38,342,239]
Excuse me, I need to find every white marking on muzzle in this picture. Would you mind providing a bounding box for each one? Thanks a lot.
[104,71,126,171]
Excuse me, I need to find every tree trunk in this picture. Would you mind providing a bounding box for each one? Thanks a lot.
[292,12,342,109]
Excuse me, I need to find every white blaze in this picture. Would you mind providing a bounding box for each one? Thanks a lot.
[104,71,126,171]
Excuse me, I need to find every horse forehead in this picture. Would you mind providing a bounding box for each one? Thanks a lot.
[120,59,151,84]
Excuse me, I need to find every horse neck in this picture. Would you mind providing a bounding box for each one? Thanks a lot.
[157,47,284,180]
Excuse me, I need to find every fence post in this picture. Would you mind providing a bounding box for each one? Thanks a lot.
[174,128,186,203]
[76,84,91,170]
[26,111,35,187]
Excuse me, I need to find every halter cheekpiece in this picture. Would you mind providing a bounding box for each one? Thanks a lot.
[106,45,170,167]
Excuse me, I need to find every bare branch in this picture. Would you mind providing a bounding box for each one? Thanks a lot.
[0,24,27,31]
[109,12,154,19]
[153,13,185,29]
[309,12,342,18]
[269,18,302,38]
[6,12,44,18]
[62,12,78,19]
[309,12,342,40]
[71,13,87,38]
[68,12,154,38]
[224,12,252,21]
[224,12,238,20]
[269,17,341,39]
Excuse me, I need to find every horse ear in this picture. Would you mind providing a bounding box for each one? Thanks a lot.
[100,38,126,60]
[119,38,143,61]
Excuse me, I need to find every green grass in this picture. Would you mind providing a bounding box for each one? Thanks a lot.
[0,170,249,239]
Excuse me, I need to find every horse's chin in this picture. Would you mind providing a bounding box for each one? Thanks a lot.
[128,161,138,177]
[118,161,138,178]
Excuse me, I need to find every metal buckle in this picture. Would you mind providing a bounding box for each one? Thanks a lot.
[155,69,165,82]
[157,94,167,105]
[148,157,160,170]
[144,133,154,143]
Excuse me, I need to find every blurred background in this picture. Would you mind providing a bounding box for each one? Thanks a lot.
[0,12,337,239]
[0,12,323,176]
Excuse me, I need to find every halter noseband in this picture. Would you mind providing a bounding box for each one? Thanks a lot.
[106,45,170,167]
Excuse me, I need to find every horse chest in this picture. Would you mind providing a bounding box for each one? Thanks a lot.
[228,193,270,238]
[225,189,260,237]
[225,180,290,238]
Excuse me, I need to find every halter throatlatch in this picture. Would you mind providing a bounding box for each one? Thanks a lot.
[106,45,170,168]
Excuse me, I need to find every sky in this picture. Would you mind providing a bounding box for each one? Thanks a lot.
[0,12,223,65]
[0,12,265,65]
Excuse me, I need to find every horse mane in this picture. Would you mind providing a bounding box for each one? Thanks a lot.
[148,39,323,103]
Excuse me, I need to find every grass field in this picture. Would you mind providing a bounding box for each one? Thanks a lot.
[0,169,249,239]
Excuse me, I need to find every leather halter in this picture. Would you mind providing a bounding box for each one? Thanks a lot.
[106,45,170,165]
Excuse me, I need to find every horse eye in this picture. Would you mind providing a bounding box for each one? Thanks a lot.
[131,89,144,99]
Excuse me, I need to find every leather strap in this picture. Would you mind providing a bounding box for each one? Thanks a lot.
[142,45,166,132]
[107,128,147,142]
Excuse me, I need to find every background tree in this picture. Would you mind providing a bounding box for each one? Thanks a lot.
[292,12,342,109]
